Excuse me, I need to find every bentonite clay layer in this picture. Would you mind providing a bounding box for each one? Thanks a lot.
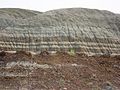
[0,8,120,55]
[0,51,120,90]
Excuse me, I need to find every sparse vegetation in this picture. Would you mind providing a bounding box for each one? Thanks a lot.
[68,48,75,56]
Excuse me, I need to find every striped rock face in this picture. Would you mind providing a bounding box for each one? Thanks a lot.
[0,8,120,55]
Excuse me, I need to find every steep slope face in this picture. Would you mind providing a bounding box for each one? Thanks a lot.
[0,8,120,55]
[0,8,42,19]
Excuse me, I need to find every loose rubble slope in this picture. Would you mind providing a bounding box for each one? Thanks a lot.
[0,51,120,90]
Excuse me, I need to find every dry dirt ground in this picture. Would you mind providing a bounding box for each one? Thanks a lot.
[0,51,120,90]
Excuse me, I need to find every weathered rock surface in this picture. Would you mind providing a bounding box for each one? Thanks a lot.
[0,52,120,90]
[0,8,120,55]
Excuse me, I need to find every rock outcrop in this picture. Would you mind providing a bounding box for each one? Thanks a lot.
[0,8,120,55]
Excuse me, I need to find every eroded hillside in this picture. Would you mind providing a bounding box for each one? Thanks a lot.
[0,8,120,56]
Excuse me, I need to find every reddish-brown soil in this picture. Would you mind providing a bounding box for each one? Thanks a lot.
[0,51,120,90]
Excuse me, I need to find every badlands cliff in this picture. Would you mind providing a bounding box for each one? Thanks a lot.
[0,8,120,55]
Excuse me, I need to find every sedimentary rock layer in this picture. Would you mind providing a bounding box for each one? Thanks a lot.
[0,8,120,55]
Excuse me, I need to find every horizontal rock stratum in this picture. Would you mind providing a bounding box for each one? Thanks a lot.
[0,8,120,55]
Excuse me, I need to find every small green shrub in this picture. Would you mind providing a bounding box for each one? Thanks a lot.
[68,49,75,56]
